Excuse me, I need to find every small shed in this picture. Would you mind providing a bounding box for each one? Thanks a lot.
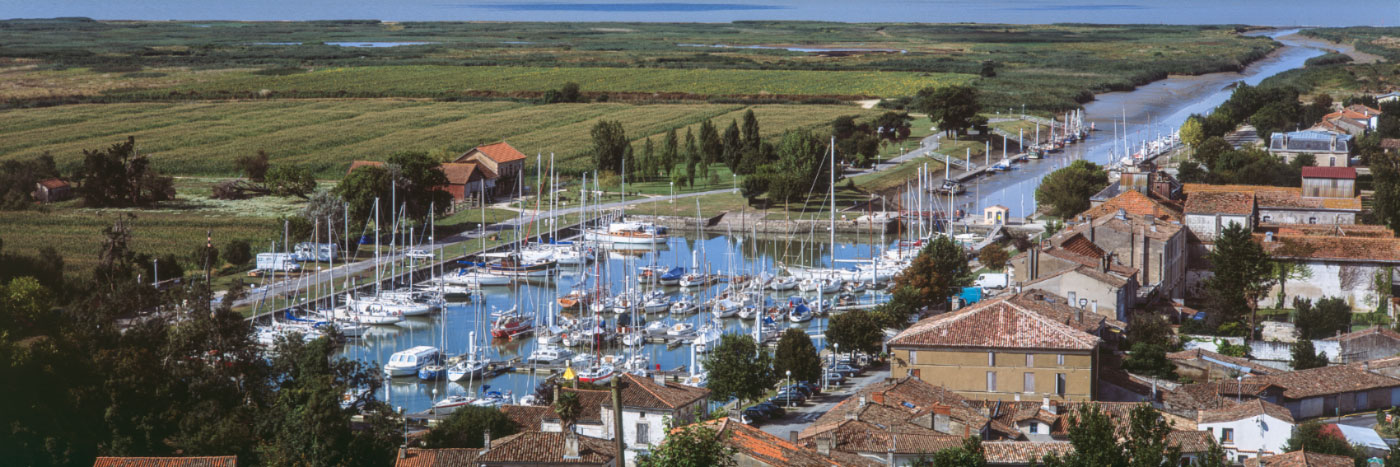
[1300,166,1356,199]
[983,205,1009,225]
[34,178,71,203]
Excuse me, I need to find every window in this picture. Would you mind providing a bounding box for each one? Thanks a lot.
[1029,423,1039,434]
[636,423,650,445]
[1221,428,1234,444]
[986,371,997,392]
[1358,392,1369,408]
[1026,354,1034,367]
[1261,215,1271,223]
[910,350,918,365]
[1055,374,1067,395]
[1024,372,1036,393]
[1057,354,1065,366]
[1329,156,1337,167]
[988,352,996,366]
[1309,217,1318,224]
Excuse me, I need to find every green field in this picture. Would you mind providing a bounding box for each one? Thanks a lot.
[111,65,972,100]
[0,100,877,176]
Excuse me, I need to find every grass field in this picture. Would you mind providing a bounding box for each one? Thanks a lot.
[0,99,877,176]
[110,65,972,100]
[849,157,944,193]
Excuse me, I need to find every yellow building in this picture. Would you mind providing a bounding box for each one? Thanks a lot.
[888,296,1101,402]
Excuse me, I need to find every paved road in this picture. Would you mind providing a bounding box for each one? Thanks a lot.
[758,365,891,439]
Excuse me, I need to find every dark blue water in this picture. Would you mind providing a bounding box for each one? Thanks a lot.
[12,0,1395,25]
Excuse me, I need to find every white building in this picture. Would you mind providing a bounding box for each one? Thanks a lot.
[1183,191,1255,242]
[542,374,710,466]
[1197,399,1295,464]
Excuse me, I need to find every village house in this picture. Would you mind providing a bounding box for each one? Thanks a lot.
[1267,130,1353,167]
[1322,327,1400,364]
[703,419,848,467]
[1299,166,1356,199]
[542,388,613,439]
[1311,105,1381,137]
[798,377,992,465]
[474,431,618,467]
[965,399,1196,442]
[1010,229,1142,321]
[347,158,499,206]
[887,296,1102,401]
[1088,165,1184,211]
[1196,399,1296,463]
[1256,231,1400,311]
[540,374,708,464]
[1183,190,1255,242]
[33,178,71,203]
[395,448,481,467]
[1243,450,1354,467]
[1067,206,1188,301]
[1162,381,1287,421]
[1254,363,1400,419]
[454,141,527,199]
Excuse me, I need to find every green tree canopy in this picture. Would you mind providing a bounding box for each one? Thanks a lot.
[1205,223,1274,334]
[75,136,176,208]
[894,235,974,309]
[913,436,985,467]
[637,423,735,467]
[1179,116,1205,148]
[1290,339,1330,370]
[826,310,884,357]
[773,328,822,384]
[1284,421,1360,460]
[264,165,317,198]
[386,151,452,223]
[701,334,775,405]
[1294,297,1351,340]
[913,85,981,136]
[1034,160,1109,218]
[421,406,520,448]
[0,153,61,210]
[235,149,270,181]
[1122,342,1178,381]
[591,119,629,175]
[721,119,743,170]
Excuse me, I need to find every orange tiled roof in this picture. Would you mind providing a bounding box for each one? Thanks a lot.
[1257,364,1400,399]
[440,162,490,185]
[1244,451,1353,467]
[1184,184,1361,212]
[706,419,845,466]
[476,431,615,465]
[1198,398,1295,424]
[499,404,549,431]
[1057,233,1105,259]
[93,457,236,467]
[1322,326,1400,343]
[550,388,612,424]
[1258,234,1400,263]
[888,296,1101,351]
[801,377,989,441]
[37,178,68,189]
[1345,104,1382,116]
[466,142,527,164]
[1080,190,1182,222]
[1168,430,1216,454]
[1184,191,1254,215]
[1005,290,1107,334]
[395,448,481,467]
[1257,223,1395,238]
[616,373,710,410]
[982,441,1074,464]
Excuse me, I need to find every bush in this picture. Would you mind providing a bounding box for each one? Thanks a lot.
[223,239,253,266]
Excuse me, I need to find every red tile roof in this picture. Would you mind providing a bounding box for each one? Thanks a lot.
[37,178,68,189]
[1257,364,1400,399]
[93,457,236,467]
[1244,451,1353,467]
[1005,290,1107,334]
[982,441,1074,464]
[1080,190,1183,222]
[801,377,989,442]
[551,388,612,424]
[465,142,527,164]
[704,419,845,467]
[1300,166,1356,180]
[617,373,710,410]
[1057,233,1105,259]
[1258,223,1395,238]
[888,296,1101,351]
[1258,234,1400,263]
[1345,104,1382,116]
[1184,191,1255,215]
[475,431,615,465]
[1184,184,1361,211]
[1168,430,1216,454]
[440,162,495,185]
[1197,398,1295,424]
[499,404,549,431]
[395,448,481,467]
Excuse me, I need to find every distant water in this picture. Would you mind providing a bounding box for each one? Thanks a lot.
[12,0,1396,26]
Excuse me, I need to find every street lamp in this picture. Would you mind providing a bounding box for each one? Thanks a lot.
[785,370,792,407]
[398,406,406,448]
[669,181,674,204]
[431,388,438,417]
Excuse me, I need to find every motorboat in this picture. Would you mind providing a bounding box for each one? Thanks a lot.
[658,267,685,286]
[557,288,591,310]
[384,346,442,377]
[418,363,445,380]
[666,322,695,337]
[679,272,713,288]
[768,277,798,291]
[471,388,513,408]
[433,394,475,410]
[571,353,597,368]
[644,320,670,336]
[583,222,668,244]
[578,365,616,384]
[490,312,534,339]
[710,298,740,319]
[438,268,484,288]
[642,291,672,313]
[528,345,574,364]
[669,297,698,315]
[447,357,489,382]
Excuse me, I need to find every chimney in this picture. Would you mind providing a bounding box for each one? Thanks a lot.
[817,435,833,456]
[654,369,667,386]
[886,437,896,466]
[399,446,408,459]
[871,391,885,405]
[859,395,867,408]
[1091,300,1098,318]
[789,431,799,444]
[1068,291,1077,305]
[564,431,581,460]
[483,429,492,453]
[1043,396,1056,415]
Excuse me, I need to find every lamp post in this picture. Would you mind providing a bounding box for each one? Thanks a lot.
[398,406,406,448]
[834,343,840,387]
[431,388,438,417]
[669,181,674,204]
[785,370,792,408]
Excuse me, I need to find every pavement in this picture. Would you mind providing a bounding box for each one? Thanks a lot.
[757,365,891,439]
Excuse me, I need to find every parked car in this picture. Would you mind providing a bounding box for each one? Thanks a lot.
[771,391,807,406]
[795,381,821,395]
[829,364,861,376]
[781,384,812,398]
[742,407,768,424]
[754,401,786,418]
[824,372,846,385]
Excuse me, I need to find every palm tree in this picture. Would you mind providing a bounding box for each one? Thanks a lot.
[554,390,581,433]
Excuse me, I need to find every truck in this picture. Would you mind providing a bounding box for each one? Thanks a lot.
[256,253,302,273]
[974,273,1008,290]
[292,242,338,262]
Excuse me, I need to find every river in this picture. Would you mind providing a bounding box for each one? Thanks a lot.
[951,29,1338,219]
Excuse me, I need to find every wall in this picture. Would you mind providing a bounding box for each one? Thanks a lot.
[1024,269,1131,322]
[1271,150,1350,167]
[1199,414,1292,460]
[1086,221,1187,301]
[1256,208,1356,225]
[1301,178,1355,198]
[890,347,1096,401]
[1184,213,1251,242]
[1257,261,1394,312]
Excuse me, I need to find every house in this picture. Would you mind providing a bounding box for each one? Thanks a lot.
[1162,382,1287,420]
[887,296,1102,401]
[1267,130,1353,167]
[1167,348,1279,382]
[598,373,710,463]
[1255,363,1400,419]
[1196,399,1295,463]
[34,178,71,203]
[985,205,1010,224]
[395,448,482,467]
[500,404,550,431]
[1321,327,1400,364]
[454,142,527,198]
[967,399,1195,442]
[1183,190,1255,242]
[1313,110,1371,137]
[1299,167,1356,199]
[475,431,617,466]
[1004,290,1119,339]
[1256,233,1400,311]
[1171,430,1222,465]
[1021,264,1139,323]
[1084,189,1183,223]
[1183,183,1363,233]
[798,377,994,464]
[702,418,846,467]
[1009,228,1143,321]
[1066,206,1188,301]
[1378,92,1400,104]
[1243,450,1353,467]
[347,159,498,205]
[982,441,1075,466]
[94,457,236,467]
[542,388,613,439]
[1088,166,1184,211]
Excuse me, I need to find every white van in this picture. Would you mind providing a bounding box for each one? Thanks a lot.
[383,346,441,377]
[974,273,1008,289]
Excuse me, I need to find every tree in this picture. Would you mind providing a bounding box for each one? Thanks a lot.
[1197,440,1228,467]
[75,136,176,208]
[235,150,271,181]
[684,128,699,187]
[1176,161,1208,183]
[1249,101,1298,139]
[641,137,657,179]
[741,109,761,153]
[739,171,770,206]
[1123,404,1181,467]
[421,406,520,448]
[386,151,452,223]
[1294,297,1351,340]
[1179,116,1206,148]
[1125,313,1177,350]
[1372,151,1400,236]
[721,119,743,170]
[337,164,391,232]
[1284,421,1359,459]
[980,60,997,78]
[872,285,922,329]
[978,243,1010,271]
[591,119,629,174]
[826,310,884,357]
[874,111,913,140]
[1122,343,1177,380]
[913,436,985,467]
[1271,239,1315,307]
[701,334,775,405]
[559,82,581,103]
[554,390,582,433]
[1192,137,1235,170]
[772,329,822,388]
[766,130,834,203]
[700,119,723,167]
[223,239,253,266]
[263,165,317,198]
[1041,404,1125,467]
[637,423,735,467]
[662,127,679,176]
[191,241,220,273]
[912,85,980,136]
[0,153,60,210]
[1034,160,1109,218]
[300,190,348,246]
[895,235,973,309]
[1290,339,1329,370]
[1205,223,1274,337]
